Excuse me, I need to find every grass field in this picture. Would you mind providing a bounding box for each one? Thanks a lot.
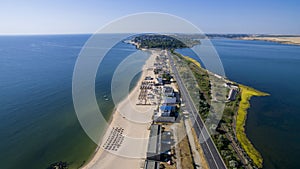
[236,85,269,168]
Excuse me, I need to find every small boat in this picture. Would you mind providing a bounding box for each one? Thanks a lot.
[105,98,109,101]
[103,95,107,98]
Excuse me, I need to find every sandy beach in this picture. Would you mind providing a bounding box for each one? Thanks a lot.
[239,36,300,45]
[82,50,161,169]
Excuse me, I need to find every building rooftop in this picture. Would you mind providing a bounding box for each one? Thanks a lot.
[147,124,161,154]
[153,116,175,123]
[163,86,173,94]
[144,160,160,169]
[160,105,175,112]
[227,88,238,101]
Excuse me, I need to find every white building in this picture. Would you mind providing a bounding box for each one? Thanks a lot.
[162,97,177,104]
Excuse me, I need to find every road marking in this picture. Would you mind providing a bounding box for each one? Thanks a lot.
[168,53,227,169]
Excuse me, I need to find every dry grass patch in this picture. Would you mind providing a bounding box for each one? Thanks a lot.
[178,135,195,169]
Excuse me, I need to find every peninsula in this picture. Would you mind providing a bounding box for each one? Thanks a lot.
[82,34,269,169]
[130,34,269,169]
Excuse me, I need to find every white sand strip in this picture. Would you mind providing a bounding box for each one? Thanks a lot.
[82,50,163,169]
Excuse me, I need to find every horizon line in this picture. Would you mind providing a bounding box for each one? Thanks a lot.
[0,32,299,36]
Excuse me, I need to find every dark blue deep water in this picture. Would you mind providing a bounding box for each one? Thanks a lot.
[0,36,300,169]
[177,39,300,169]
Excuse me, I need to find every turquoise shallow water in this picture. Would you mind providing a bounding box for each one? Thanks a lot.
[177,39,300,169]
[1,36,300,169]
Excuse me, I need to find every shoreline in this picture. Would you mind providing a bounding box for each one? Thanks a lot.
[236,85,269,168]
[82,38,270,168]
[81,49,158,169]
[174,50,269,168]
[237,37,300,46]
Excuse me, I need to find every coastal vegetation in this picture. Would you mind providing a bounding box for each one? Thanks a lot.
[183,56,201,68]
[236,85,269,168]
[176,54,243,168]
[173,50,268,168]
[132,34,200,49]
[171,51,211,100]
[132,34,269,168]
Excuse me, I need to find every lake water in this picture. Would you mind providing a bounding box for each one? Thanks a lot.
[177,39,300,169]
[0,36,299,169]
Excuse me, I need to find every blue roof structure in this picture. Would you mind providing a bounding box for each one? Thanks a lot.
[160,105,175,112]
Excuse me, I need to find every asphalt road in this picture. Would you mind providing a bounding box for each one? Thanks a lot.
[168,52,227,169]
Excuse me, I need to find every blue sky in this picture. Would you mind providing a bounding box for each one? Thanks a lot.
[1,0,299,34]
